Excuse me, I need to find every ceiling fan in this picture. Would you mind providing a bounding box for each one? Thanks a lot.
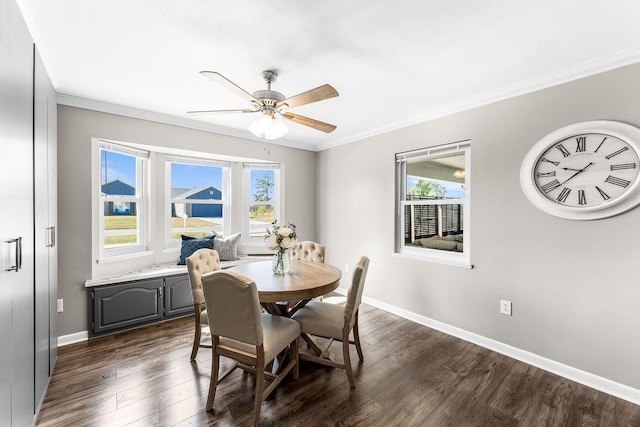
[188,70,338,139]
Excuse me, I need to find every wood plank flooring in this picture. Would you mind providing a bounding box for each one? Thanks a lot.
[36,300,640,426]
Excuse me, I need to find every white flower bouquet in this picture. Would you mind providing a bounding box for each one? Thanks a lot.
[264,220,297,274]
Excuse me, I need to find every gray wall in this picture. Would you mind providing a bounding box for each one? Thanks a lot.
[57,105,317,336]
[317,62,640,391]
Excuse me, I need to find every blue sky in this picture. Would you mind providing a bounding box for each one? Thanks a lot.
[170,163,222,189]
[101,151,136,187]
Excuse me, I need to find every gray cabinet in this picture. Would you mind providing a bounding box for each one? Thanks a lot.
[0,0,57,425]
[165,274,195,317]
[34,46,58,411]
[0,0,36,425]
[90,274,194,336]
[92,279,164,334]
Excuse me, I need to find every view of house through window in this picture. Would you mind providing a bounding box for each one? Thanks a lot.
[168,158,229,240]
[396,141,470,266]
[99,144,148,252]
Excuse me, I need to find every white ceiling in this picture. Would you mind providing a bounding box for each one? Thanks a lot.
[18,0,640,151]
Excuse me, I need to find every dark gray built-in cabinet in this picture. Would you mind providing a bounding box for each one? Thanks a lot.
[90,274,194,336]
[1,0,58,425]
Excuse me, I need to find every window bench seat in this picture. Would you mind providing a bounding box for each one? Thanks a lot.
[84,255,271,288]
[84,255,270,336]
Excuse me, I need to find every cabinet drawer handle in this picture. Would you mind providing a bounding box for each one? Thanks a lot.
[6,237,22,272]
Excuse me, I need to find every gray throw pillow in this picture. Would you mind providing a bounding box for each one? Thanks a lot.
[214,233,241,261]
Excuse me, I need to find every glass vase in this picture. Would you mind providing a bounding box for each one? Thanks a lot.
[272,249,290,275]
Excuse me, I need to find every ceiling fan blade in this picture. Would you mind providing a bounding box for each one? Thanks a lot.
[282,112,336,133]
[199,71,261,104]
[276,84,338,109]
[187,109,258,115]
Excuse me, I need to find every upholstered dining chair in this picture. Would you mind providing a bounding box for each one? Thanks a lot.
[291,256,370,389]
[186,248,221,361]
[201,270,300,426]
[287,240,326,308]
[290,241,325,263]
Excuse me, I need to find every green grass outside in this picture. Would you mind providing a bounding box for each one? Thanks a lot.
[104,235,137,245]
[104,216,137,230]
[104,216,221,245]
[104,216,220,230]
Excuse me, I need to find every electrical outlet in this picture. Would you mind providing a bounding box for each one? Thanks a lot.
[500,300,512,316]
[345,263,350,273]
[57,298,63,313]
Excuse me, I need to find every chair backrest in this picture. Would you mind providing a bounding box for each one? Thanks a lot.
[201,270,264,346]
[186,248,221,305]
[290,241,325,263]
[344,256,370,325]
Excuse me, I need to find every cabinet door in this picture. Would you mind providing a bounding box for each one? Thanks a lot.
[92,279,164,334]
[0,0,35,424]
[34,47,54,409]
[165,274,195,317]
[47,62,58,375]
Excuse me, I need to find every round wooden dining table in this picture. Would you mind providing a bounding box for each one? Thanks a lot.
[227,259,342,316]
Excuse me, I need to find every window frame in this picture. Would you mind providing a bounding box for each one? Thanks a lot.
[242,163,282,244]
[164,155,231,246]
[98,141,149,260]
[395,141,472,268]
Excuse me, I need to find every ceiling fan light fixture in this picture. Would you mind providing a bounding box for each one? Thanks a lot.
[249,114,288,140]
[265,117,288,140]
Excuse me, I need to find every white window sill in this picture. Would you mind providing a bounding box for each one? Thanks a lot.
[392,250,473,269]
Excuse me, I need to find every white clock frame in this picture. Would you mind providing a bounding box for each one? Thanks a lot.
[520,120,640,220]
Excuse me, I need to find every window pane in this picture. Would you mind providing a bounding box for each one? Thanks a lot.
[250,169,274,202]
[171,163,223,198]
[101,150,137,195]
[103,201,138,247]
[404,203,464,251]
[248,204,274,237]
[171,163,224,241]
[170,202,223,241]
[406,152,465,200]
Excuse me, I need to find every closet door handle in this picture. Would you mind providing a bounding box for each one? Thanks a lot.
[47,226,56,248]
[6,237,22,272]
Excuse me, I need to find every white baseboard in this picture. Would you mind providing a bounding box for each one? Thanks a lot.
[334,287,640,405]
[58,330,88,347]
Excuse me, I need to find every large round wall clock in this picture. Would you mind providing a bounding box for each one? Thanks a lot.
[520,120,640,220]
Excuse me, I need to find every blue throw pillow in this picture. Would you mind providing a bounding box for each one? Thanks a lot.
[178,234,215,265]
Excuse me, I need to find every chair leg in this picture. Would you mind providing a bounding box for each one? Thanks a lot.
[191,318,201,361]
[342,335,356,389]
[205,348,220,411]
[252,360,265,427]
[291,339,299,380]
[353,314,364,362]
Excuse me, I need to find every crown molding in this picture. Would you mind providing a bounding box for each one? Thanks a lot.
[316,47,640,151]
[57,46,640,154]
[56,93,317,152]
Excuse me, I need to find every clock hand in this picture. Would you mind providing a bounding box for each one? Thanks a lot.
[559,162,593,186]
[561,167,582,172]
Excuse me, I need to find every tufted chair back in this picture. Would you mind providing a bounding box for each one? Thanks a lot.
[290,241,325,263]
[187,248,221,306]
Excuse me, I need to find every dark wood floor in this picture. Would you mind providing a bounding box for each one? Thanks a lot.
[37,300,640,426]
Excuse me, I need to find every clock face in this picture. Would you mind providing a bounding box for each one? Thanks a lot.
[520,121,640,220]
[533,133,640,208]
